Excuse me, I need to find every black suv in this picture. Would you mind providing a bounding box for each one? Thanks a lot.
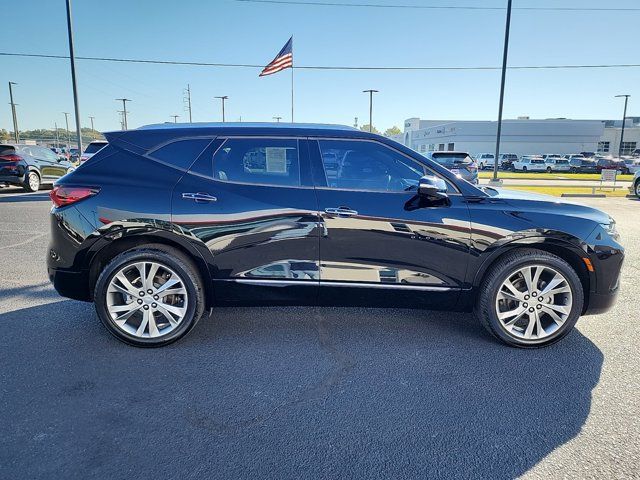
[0,144,75,191]
[47,123,624,348]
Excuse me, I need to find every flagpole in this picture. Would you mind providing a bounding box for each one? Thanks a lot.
[290,36,294,123]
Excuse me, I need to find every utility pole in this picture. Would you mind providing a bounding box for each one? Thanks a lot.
[65,0,83,153]
[215,96,228,122]
[89,116,95,132]
[273,116,282,123]
[8,82,19,143]
[54,122,60,149]
[171,115,179,123]
[354,117,358,129]
[490,0,513,186]
[63,112,71,147]
[362,90,378,133]
[116,98,131,130]
[615,94,631,157]
[184,84,192,122]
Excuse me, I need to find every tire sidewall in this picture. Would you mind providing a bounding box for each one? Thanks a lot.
[94,249,202,347]
[24,171,40,192]
[481,254,583,348]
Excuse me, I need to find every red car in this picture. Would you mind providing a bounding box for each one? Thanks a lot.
[595,158,630,175]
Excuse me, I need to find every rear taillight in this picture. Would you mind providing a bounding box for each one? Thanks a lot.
[49,186,99,207]
[0,154,22,162]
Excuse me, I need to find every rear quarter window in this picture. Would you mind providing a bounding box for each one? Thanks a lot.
[148,138,212,170]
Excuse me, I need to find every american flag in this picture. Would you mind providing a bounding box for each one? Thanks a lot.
[259,37,293,77]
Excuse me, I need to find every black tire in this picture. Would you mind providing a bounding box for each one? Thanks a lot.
[546,167,552,173]
[22,171,40,192]
[474,248,584,348]
[635,179,640,198]
[94,245,206,347]
[522,166,527,172]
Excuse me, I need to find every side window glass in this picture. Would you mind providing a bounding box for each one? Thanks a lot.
[42,148,58,161]
[213,138,300,187]
[149,138,211,170]
[318,140,424,192]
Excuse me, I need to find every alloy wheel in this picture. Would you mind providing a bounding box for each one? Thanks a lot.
[106,261,188,339]
[635,181,640,197]
[495,264,573,341]
[28,172,40,191]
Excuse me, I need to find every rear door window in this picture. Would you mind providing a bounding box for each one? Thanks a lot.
[213,138,301,187]
[149,138,212,170]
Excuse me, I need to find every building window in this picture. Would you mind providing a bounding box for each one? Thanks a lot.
[621,142,637,155]
[597,141,610,153]
[438,143,445,151]
[447,143,455,151]
[428,144,435,151]
[419,144,427,153]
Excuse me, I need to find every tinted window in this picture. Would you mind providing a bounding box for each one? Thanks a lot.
[84,142,107,154]
[213,138,300,187]
[0,145,17,156]
[319,140,425,192]
[150,138,211,170]
[431,152,473,166]
[35,147,59,161]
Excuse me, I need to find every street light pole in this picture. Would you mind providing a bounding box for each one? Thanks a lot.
[491,0,513,185]
[54,122,60,149]
[89,116,95,132]
[63,112,71,147]
[171,115,179,123]
[615,94,630,157]
[273,116,282,123]
[65,0,83,153]
[362,89,378,133]
[116,98,131,130]
[8,82,19,143]
[214,96,228,122]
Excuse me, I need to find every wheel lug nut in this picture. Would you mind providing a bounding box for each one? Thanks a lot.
[137,299,143,304]
[139,291,145,296]
[152,303,157,308]
[523,303,528,308]
[532,292,537,297]
[143,305,149,310]
[529,307,535,312]
[524,295,529,300]
[147,289,153,294]
[537,304,542,309]
[153,295,159,300]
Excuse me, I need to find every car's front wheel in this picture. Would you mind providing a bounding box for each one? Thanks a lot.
[475,249,584,348]
[635,179,640,197]
[94,245,206,347]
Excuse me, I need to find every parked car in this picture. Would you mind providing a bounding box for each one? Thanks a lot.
[569,158,598,173]
[499,153,519,170]
[542,154,564,161]
[79,140,108,164]
[622,158,640,175]
[632,170,640,197]
[475,153,495,170]
[47,123,623,348]
[423,151,478,184]
[544,157,571,173]
[69,148,80,163]
[512,155,547,172]
[580,151,596,159]
[0,143,75,191]
[595,157,630,175]
[565,154,586,162]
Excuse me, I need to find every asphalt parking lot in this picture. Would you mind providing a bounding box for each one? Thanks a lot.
[0,187,638,480]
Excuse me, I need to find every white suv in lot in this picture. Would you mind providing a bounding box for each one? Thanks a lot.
[544,157,571,172]
[513,155,547,172]
[475,153,495,170]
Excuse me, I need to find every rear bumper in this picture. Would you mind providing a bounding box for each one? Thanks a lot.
[0,173,25,185]
[47,266,91,301]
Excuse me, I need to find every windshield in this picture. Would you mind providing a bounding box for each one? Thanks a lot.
[430,153,473,166]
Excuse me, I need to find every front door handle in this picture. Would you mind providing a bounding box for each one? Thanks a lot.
[182,192,217,203]
[324,207,358,217]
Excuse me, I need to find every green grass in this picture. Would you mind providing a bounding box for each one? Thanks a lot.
[478,171,634,181]
[503,185,631,197]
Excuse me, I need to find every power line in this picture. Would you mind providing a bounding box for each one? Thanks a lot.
[235,0,640,12]
[1,52,640,71]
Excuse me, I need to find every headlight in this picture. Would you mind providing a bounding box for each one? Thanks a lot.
[600,219,619,239]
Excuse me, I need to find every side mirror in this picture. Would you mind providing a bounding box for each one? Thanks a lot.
[418,175,448,199]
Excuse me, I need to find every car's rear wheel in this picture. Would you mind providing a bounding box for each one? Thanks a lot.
[522,166,527,172]
[23,171,40,192]
[635,179,640,197]
[475,249,584,348]
[94,245,205,347]
[546,166,552,173]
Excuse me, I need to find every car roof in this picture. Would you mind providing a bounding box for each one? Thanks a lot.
[128,122,359,136]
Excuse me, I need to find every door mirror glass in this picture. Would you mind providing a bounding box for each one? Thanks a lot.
[418,175,448,198]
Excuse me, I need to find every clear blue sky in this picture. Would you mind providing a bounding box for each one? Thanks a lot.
[1,0,638,132]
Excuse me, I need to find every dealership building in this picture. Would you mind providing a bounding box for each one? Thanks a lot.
[396,117,640,157]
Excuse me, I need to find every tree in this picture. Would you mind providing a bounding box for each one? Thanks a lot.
[0,129,10,142]
[359,124,381,135]
[384,126,402,137]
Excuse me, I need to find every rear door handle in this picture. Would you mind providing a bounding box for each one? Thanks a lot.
[182,192,217,203]
[324,207,358,217]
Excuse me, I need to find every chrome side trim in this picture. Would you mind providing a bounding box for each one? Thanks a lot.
[221,278,454,292]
